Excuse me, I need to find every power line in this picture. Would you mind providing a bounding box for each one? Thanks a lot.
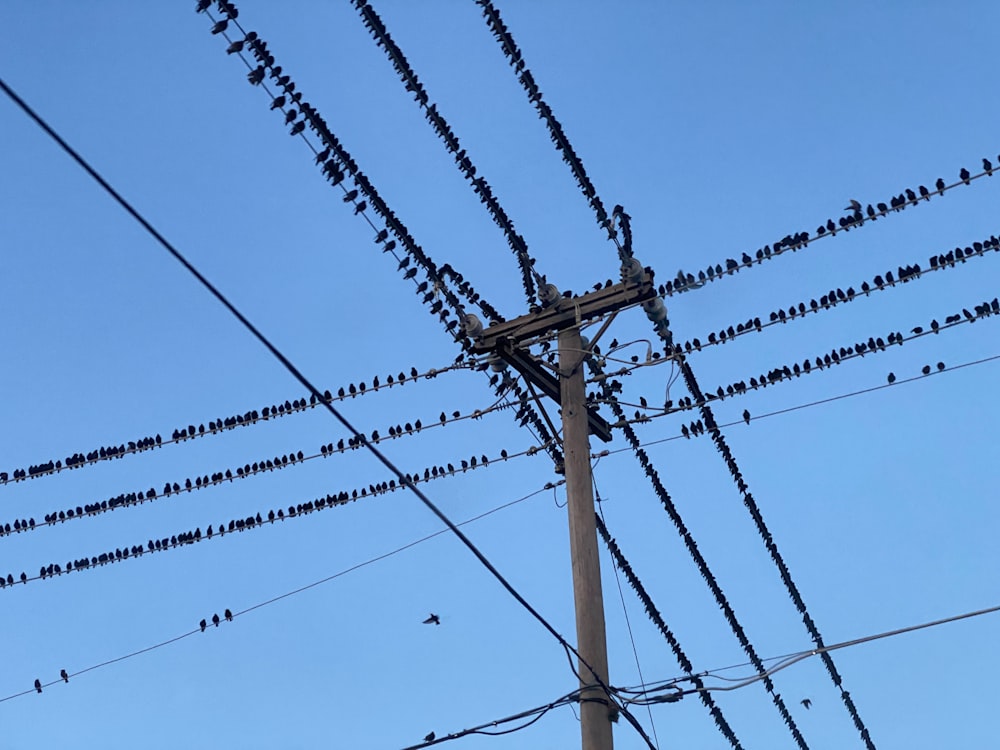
[622,601,1000,703]
[0,358,476,487]
[669,234,1000,357]
[594,510,744,749]
[0,480,561,705]
[661,163,999,297]
[590,351,1000,458]
[590,365,812,748]
[350,0,544,305]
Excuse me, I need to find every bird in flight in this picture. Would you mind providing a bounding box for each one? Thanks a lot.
[423,613,441,625]
[845,198,861,212]
[801,698,812,709]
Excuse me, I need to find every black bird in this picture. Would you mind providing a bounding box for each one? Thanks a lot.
[935,177,945,194]
[960,167,971,184]
[225,608,233,621]
[985,158,994,176]
[423,613,441,625]
[742,409,750,425]
[845,198,861,212]
[937,361,945,371]
[60,669,69,683]
[210,19,228,34]
[199,618,207,632]
[212,613,220,627]
[34,679,42,694]
[801,698,812,710]
[918,185,930,201]
[922,365,931,375]
[424,732,436,742]
[887,372,896,384]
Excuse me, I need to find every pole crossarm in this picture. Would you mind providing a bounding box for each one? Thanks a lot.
[470,274,656,352]
[470,271,656,445]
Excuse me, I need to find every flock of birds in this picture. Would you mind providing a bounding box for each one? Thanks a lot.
[669,233,1000,357]
[0,365,469,486]
[0,437,524,546]
[664,160,998,296]
[198,609,233,631]
[0,448,559,589]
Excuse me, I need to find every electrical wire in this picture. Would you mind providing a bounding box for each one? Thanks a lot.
[622,602,1000,703]
[0,481,560,705]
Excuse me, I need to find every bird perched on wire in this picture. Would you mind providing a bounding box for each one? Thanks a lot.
[742,409,750,425]
[225,608,233,622]
[199,618,207,632]
[423,613,441,625]
[60,669,69,683]
[212,613,220,627]
[34,679,42,694]
[887,372,896,384]
[424,731,436,742]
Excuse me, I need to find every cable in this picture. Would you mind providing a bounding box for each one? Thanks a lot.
[661,164,1000,297]
[351,0,544,304]
[0,358,477,487]
[589,351,1000,459]
[588,359,812,748]
[595,502,743,749]
[0,481,559,705]
[624,602,1000,703]
[473,0,629,261]
[670,235,1000,357]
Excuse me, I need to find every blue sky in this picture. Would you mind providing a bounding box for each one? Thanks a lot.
[2,2,999,748]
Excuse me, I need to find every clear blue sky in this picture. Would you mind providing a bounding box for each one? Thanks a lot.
[2,2,999,748]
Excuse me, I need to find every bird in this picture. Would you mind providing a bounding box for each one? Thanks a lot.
[742,409,750,425]
[887,372,895,384]
[423,613,441,625]
[34,679,42,694]
[212,613,220,627]
[199,618,207,632]
[845,198,861,212]
[922,365,931,375]
[60,669,69,683]
[935,177,946,193]
[937,361,945,371]
[225,608,233,621]
[960,167,971,184]
[801,698,812,710]
[424,732,436,742]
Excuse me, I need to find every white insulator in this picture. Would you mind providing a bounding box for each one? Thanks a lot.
[643,296,667,323]
[488,353,508,373]
[538,283,561,307]
[463,314,484,338]
[621,258,644,284]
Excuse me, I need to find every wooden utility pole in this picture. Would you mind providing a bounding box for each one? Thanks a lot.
[559,324,614,750]
[469,268,656,750]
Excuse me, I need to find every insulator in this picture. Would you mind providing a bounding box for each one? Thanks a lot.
[621,257,644,284]
[643,296,667,323]
[463,314,484,339]
[538,283,561,307]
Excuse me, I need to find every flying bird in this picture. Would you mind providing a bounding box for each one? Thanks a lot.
[845,198,861,212]
[801,698,812,710]
[423,613,441,625]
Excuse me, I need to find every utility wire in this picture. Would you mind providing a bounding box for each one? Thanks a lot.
[595,511,744,749]
[350,0,544,305]
[623,601,1000,703]
[590,351,1000,458]
[0,481,560,705]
